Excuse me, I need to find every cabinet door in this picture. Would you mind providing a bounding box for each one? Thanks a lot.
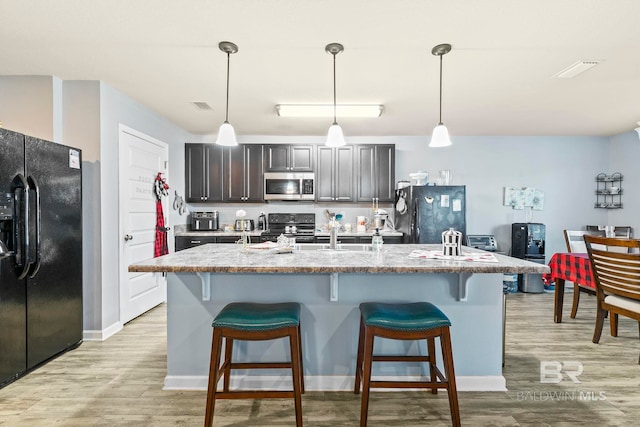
[224,145,264,202]
[244,144,264,201]
[316,146,335,202]
[185,144,224,203]
[355,145,376,202]
[334,146,354,201]
[355,144,395,202]
[374,145,395,202]
[185,144,205,202]
[265,145,290,171]
[206,144,224,202]
[290,145,314,171]
[224,146,245,201]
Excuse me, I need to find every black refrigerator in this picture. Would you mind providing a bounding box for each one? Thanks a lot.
[394,185,466,243]
[0,128,83,388]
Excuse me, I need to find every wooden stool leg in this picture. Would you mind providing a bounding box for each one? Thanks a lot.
[289,327,304,427]
[297,325,305,394]
[440,328,460,427]
[359,327,375,427]
[427,337,437,395]
[354,317,366,394]
[223,337,233,392]
[204,329,224,427]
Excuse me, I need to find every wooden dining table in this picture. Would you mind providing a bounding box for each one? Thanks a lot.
[543,252,594,323]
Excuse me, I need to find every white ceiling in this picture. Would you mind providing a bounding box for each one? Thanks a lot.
[1,0,639,137]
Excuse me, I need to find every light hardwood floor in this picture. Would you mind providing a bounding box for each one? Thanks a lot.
[1,291,639,426]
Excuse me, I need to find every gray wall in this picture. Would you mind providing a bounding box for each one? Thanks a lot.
[0,75,56,140]
[97,82,191,334]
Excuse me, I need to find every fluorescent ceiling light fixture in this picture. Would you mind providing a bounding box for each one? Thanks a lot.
[554,60,602,78]
[276,104,383,118]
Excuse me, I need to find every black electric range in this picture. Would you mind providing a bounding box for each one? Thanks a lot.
[260,213,316,243]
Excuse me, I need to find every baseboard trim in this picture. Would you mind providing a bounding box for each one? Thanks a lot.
[163,374,506,392]
[82,321,123,341]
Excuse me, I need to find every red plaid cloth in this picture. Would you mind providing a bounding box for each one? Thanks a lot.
[154,200,168,257]
[542,253,593,289]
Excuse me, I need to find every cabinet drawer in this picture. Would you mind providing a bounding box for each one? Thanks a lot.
[175,236,217,251]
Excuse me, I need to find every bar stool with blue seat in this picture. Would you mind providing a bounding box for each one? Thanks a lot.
[204,302,304,427]
[354,302,460,427]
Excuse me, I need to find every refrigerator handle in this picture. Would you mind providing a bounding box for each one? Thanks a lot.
[11,173,31,279]
[27,175,41,278]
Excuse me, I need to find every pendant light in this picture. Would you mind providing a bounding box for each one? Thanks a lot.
[325,43,346,147]
[430,43,452,148]
[215,41,239,146]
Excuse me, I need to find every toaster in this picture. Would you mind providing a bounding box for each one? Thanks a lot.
[234,219,255,231]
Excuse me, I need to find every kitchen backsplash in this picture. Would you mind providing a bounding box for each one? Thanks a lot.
[176,201,395,231]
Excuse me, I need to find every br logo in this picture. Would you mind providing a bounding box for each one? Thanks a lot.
[540,361,583,384]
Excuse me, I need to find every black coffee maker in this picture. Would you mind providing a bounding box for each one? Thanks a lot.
[511,223,546,292]
[258,212,267,231]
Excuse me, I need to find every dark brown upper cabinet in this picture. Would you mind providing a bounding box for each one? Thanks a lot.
[316,145,354,202]
[264,144,314,172]
[224,144,264,202]
[184,143,224,203]
[355,144,395,203]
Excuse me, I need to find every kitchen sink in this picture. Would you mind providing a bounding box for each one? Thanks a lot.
[293,243,375,252]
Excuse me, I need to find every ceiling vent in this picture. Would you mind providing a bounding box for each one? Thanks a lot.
[191,101,212,110]
[554,60,602,78]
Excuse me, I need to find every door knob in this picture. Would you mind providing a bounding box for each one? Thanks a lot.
[124,234,133,241]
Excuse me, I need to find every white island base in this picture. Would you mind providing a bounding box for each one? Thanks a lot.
[163,271,506,392]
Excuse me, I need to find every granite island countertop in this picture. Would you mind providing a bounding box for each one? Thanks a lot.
[129,243,549,275]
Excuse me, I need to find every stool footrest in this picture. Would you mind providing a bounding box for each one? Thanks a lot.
[230,362,292,369]
[371,380,449,389]
[372,355,431,362]
[215,390,295,400]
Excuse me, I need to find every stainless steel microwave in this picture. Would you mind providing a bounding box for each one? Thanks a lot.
[264,172,315,201]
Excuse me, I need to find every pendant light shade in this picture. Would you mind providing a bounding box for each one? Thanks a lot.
[215,41,238,147]
[430,43,452,148]
[326,123,345,147]
[430,124,451,147]
[325,43,346,147]
[216,122,237,146]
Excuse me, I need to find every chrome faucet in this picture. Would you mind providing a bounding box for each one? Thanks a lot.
[329,218,339,250]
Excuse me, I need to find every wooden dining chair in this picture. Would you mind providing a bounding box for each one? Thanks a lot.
[584,235,640,364]
[563,229,605,318]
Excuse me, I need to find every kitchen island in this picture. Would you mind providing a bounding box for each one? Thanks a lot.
[129,243,548,392]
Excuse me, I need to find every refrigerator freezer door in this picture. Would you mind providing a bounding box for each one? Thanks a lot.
[24,136,83,369]
[0,128,27,386]
[414,186,466,244]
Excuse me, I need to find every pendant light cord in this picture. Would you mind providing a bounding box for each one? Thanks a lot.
[225,51,230,124]
[332,52,337,125]
[438,53,443,125]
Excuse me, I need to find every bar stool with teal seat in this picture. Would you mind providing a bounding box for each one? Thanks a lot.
[354,302,460,427]
[204,302,304,427]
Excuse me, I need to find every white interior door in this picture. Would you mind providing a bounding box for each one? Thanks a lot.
[118,125,168,324]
